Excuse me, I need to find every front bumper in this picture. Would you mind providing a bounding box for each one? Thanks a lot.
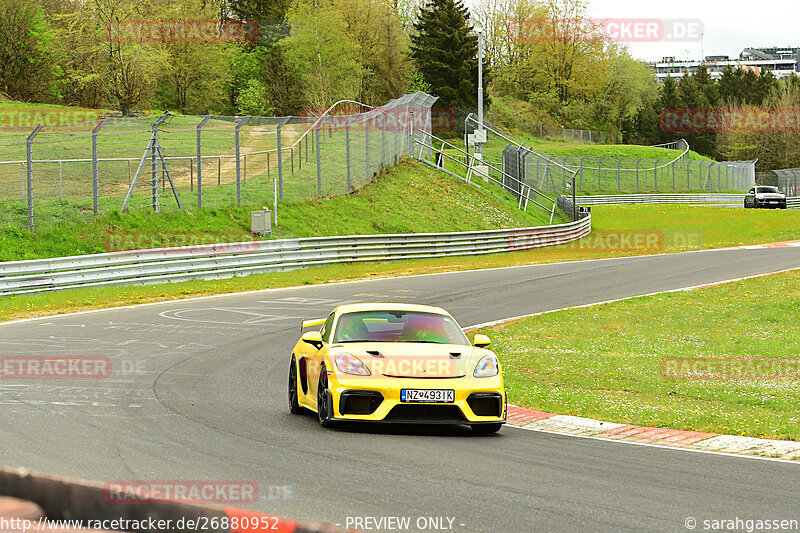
[327,373,506,424]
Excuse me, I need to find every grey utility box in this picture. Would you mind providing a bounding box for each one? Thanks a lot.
[250,209,272,236]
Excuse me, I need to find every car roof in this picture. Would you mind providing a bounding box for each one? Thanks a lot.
[333,303,451,316]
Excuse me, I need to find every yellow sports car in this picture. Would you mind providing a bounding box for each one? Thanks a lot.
[288,303,506,433]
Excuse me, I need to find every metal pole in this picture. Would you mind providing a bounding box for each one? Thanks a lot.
[235,116,251,207]
[316,120,322,196]
[365,114,371,181]
[59,161,62,199]
[92,118,108,215]
[654,159,660,192]
[477,23,484,157]
[196,115,211,209]
[26,125,43,230]
[636,159,641,193]
[572,174,577,221]
[345,120,352,193]
[151,133,158,212]
[381,113,387,168]
[277,117,291,201]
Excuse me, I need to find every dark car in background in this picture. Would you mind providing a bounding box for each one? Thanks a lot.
[745,186,787,209]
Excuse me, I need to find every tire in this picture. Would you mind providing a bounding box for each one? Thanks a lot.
[317,364,335,428]
[288,357,305,414]
[471,423,503,435]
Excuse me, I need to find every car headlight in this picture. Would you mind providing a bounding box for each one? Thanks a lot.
[474,354,499,378]
[335,353,371,376]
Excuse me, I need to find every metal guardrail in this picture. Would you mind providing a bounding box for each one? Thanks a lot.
[571,193,746,205]
[0,217,591,295]
[788,197,800,209]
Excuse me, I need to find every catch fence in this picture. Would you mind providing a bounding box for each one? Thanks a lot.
[0,92,437,230]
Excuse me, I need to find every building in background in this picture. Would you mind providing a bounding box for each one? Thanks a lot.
[653,47,800,82]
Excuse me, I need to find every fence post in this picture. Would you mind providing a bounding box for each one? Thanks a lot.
[598,156,605,188]
[316,118,322,196]
[345,119,352,193]
[365,114,371,181]
[579,155,587,190]
[381,112,387,169]
[393,115,399,164]
[91,118,108,215]
[234,116,251,207]
[276,116,291,201]
[26,124,43,231]
[196,115,211,209]
[636,158,641,193]
[617,159,621,191]
[654,159,660,192]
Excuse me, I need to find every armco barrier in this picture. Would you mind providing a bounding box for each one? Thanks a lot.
[0,217,591,295]
[0,467,340,533]
[788,197,800,209]
[571,193,745,205]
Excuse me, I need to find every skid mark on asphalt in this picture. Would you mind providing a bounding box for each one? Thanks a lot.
[159,307,304,325]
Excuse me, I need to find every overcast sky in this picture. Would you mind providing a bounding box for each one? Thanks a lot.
[588,0,799,62]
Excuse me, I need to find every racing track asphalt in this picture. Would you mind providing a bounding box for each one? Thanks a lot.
[1,246,799,532]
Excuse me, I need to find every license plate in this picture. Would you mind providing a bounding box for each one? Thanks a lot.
[401,389,455,403]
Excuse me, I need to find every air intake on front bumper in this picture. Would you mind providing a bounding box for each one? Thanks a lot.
[467,393,503,417]
[339,391,384,415]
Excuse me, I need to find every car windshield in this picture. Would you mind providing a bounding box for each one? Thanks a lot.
[334,311,470,345]
[756,186,780,194]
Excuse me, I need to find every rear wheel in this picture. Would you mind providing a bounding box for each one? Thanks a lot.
[317,364,335,428]
[288,357,305,414]
[471,423,503,435]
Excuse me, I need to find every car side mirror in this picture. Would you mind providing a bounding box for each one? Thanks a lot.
[301,331,324,350]
[473,334,491,348]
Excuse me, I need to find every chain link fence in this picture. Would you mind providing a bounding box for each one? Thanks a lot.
[465,115,755,195]
[0,92,437,230]
[513,118,619,145]
[769,168,800,196]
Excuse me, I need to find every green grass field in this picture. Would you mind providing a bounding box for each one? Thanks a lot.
[0,159,557,261]
[480,269,800,440]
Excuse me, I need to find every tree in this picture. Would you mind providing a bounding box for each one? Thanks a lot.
[281,0,362,110]
[0,0,57,101]
[155,0,234,113]
[335,0,409,104]
[411,0,485,110]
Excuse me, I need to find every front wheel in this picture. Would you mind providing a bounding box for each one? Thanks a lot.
[288,357,305,414]
[317,364,335,428]
[471,423,503,435]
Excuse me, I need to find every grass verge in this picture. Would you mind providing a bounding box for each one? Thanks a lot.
[2,204,800,323]
[0,159,556,261]
[480,270,800,441]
